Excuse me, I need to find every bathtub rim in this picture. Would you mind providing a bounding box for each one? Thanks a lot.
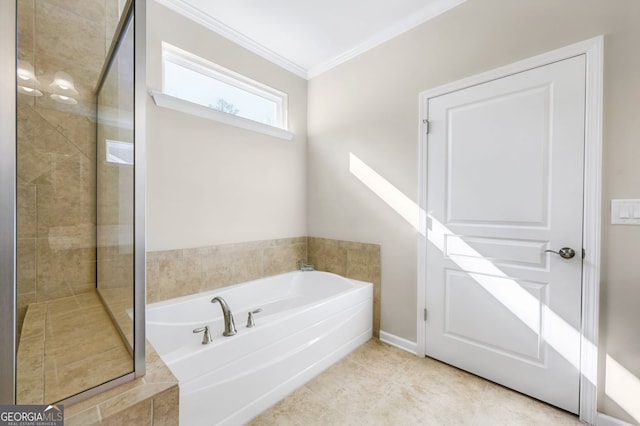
[145,269,371,317]
[146,270,373,364]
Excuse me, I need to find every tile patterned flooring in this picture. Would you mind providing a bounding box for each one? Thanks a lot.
[17,290,132,404]
[251,339,582,425]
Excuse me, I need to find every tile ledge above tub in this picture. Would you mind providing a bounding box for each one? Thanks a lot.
[64,340,179,425]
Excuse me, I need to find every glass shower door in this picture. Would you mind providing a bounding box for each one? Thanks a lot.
[96,14,136,354]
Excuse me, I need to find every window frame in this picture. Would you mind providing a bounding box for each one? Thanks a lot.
[154,42,292,139]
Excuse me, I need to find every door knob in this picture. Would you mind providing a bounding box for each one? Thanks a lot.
[544,247,576,259]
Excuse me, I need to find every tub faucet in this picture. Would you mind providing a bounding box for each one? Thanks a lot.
[297,260,315,271]
[211,296,237,336]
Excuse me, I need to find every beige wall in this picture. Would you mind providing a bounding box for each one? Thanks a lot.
[146,2,308,252]
[307,0,640,422]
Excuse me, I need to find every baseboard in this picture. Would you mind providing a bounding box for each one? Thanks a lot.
[379,330,417,355]
[597,412,636,426]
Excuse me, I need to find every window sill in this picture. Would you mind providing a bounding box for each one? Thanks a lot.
[149,91,294,141]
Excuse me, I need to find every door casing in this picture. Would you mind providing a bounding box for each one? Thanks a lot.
[417,36,603,424]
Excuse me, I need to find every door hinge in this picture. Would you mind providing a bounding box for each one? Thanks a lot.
[582,248,586,259]
[423,308,428,321]
[423,119,430,134]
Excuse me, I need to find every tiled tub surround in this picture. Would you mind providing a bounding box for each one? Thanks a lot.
[147,236,381,335]
[308,237,381,337]
[146,237,307,303]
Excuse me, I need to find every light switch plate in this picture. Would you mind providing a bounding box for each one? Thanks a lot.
[611,199,640,225]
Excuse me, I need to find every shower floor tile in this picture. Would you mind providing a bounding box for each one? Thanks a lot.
[250,339,582,425]
[17,290,132,404]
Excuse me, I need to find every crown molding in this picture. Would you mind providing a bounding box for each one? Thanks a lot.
[307,0,467,78]
[156,0,466,80]
[155,0,309,79]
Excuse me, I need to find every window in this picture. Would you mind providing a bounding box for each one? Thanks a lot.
[153,43,292,139]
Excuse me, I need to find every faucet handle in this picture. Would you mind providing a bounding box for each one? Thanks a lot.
[246,308,262,328]
[193,326,213,344]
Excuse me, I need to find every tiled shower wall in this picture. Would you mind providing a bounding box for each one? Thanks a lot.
[16,0,121,333]
[147,236,381,336]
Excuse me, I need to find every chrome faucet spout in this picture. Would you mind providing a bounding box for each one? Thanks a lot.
[211,296,237,336]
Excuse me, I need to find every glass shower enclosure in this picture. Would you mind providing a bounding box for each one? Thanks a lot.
[1,0,145,406]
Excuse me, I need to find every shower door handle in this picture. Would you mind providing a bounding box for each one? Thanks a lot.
[544,247,576,259]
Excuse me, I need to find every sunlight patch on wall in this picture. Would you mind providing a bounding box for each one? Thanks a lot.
[605,354,640,422]
[349,152,419,229]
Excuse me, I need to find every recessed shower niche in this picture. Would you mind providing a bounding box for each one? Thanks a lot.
[12,0,145,405]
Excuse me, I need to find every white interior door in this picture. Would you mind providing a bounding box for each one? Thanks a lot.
[424,55,586,414]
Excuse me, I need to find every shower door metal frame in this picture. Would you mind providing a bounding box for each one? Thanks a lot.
[132,0,147,379]
[0,0,17,405]
[94,0,147,379]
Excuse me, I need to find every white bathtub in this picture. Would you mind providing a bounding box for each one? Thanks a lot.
[146,270,373,425]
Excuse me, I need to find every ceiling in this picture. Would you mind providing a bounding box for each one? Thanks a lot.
[156,0,467,79]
